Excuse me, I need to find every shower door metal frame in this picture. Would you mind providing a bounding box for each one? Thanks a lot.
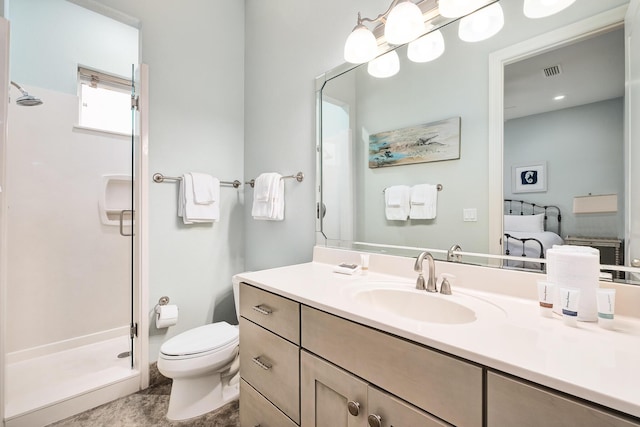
[0,15,10,427]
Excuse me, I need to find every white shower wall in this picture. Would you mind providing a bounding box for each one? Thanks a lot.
[5,86,132,354]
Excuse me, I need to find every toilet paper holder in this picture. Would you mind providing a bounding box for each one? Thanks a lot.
[155,296,170,313]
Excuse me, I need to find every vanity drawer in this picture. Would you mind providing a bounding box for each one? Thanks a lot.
[240,283,300,344]
[487,372,640,427]
[240,317,300,423]
[240,379,297,427]
[301,306,482,427]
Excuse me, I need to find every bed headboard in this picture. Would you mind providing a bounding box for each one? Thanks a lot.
[504,199,562,237]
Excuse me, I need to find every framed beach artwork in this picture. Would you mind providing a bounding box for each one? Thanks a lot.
[368,117,461,168]
[512,162,547,193]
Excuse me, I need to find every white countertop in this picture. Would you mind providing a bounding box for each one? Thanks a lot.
[237,256,640,419]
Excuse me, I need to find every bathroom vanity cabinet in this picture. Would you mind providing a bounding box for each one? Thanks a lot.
[301,306,482,427]
[239,284,300,427]
[239,281,640,427]
[486,372,638,427]
[301,350,449,427]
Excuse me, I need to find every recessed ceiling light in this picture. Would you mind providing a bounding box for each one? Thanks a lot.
[554,95,566,101]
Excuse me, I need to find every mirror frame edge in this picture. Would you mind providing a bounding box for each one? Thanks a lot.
[488,5,629,257]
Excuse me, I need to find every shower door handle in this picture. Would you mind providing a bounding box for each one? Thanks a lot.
[119,209,135,237]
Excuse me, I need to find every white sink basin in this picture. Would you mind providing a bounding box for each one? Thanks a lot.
[345,281,506,325]
[353,288,477,324]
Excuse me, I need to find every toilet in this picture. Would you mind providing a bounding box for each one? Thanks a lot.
[157,278,241,421]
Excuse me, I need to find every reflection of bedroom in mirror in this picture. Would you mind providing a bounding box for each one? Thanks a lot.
[502,28,624,273]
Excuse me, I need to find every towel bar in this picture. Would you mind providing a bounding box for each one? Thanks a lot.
[153,173,241,188]
[245,171,304,188]
[382,183,442,194]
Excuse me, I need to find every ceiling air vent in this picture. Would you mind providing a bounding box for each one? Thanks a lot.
[542,64,562,77]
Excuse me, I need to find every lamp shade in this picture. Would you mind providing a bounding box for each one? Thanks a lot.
[458,3,504,42]
[439,0,488,18]
[344,25,378,64]
[384,0,425,45]
[524,0,576,19]
[367,50,400,78]
[408,30,445,62]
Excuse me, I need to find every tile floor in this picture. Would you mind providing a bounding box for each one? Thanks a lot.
[47,366,239,427]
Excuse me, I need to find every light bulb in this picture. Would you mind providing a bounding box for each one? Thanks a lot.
[384,0,425,45]
[344,25,378,64]
[438,0,487,18]
[458,3,504,42]
[408,30,445,63]
[368,51,400,78]
[523,0,576,19]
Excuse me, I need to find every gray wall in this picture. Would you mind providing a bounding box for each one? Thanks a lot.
[504,98,624,239]
[243,0,391,270]
[88,0,246,361]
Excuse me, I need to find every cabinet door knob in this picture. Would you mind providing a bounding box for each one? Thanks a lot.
[368,414,383,427]
[252,305,272,315]
[347,400,360,416]
[632,258,640,267]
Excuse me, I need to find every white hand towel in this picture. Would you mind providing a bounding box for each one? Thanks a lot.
[410,184,437,219]
[191,172,218,205]
[384,185,410,221]
[547,245,600,321]
[252,173,284,220]
[179,173,220,224]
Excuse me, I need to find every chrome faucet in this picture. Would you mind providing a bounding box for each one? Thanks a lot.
[447,244,462,262]
[414,251,437,292]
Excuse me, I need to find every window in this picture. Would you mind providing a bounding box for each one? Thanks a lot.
[78,66,132,135]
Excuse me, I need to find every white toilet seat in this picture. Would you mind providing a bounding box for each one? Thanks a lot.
[160,322,239,360]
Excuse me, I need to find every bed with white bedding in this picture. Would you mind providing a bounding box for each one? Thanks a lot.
[503,199,563,270]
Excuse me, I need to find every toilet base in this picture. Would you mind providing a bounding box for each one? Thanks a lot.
[165,371,239,421]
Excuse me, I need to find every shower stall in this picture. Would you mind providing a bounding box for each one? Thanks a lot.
[0,1,148,426]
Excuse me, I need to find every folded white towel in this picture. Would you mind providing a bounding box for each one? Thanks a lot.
[191,172,217,205]
[178,173,220,224]
[547,245,600,321]
[409,184,437,219]
[252,173,284,221]
[384,185,410,221]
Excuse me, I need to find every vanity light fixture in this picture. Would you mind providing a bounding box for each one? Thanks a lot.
[343,0,504,76]
[384,0,426,45]
[523,0,576,19]
[367,50,401,78]
[458,2,504,42]
[344,15,379,64]
[343,0,424,64]
[407,29,445,63]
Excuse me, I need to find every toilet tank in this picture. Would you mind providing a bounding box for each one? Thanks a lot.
[232,275,242,321]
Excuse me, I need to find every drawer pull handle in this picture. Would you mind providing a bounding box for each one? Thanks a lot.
[252,305,272,315]
[252,356,272,370]
[347,400,360,416]
[368,414,382,427]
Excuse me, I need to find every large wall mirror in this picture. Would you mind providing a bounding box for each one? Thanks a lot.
[316,0,640,283]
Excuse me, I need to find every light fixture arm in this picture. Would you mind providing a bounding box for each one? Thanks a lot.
[354,0,402,29]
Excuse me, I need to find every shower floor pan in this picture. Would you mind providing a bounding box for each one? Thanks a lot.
[5,335,139,426]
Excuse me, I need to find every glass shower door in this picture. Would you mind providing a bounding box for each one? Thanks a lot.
[3,1,140,421]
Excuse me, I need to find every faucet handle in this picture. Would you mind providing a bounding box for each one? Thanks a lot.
[439,273,455,295]
[416,273,426,290]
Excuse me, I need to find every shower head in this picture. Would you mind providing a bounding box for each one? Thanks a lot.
[10,81,43,106]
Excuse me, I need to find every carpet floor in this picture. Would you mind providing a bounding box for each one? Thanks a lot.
[47,370,239,427]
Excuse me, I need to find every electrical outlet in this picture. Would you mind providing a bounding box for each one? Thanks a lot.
[463,208,477,222]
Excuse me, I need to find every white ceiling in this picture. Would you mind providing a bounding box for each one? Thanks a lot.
[504,27,624,121]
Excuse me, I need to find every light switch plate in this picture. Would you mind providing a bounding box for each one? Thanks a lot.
[463,208,477,222]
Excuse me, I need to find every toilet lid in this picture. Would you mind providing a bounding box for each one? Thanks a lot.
[160,322,238,357]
